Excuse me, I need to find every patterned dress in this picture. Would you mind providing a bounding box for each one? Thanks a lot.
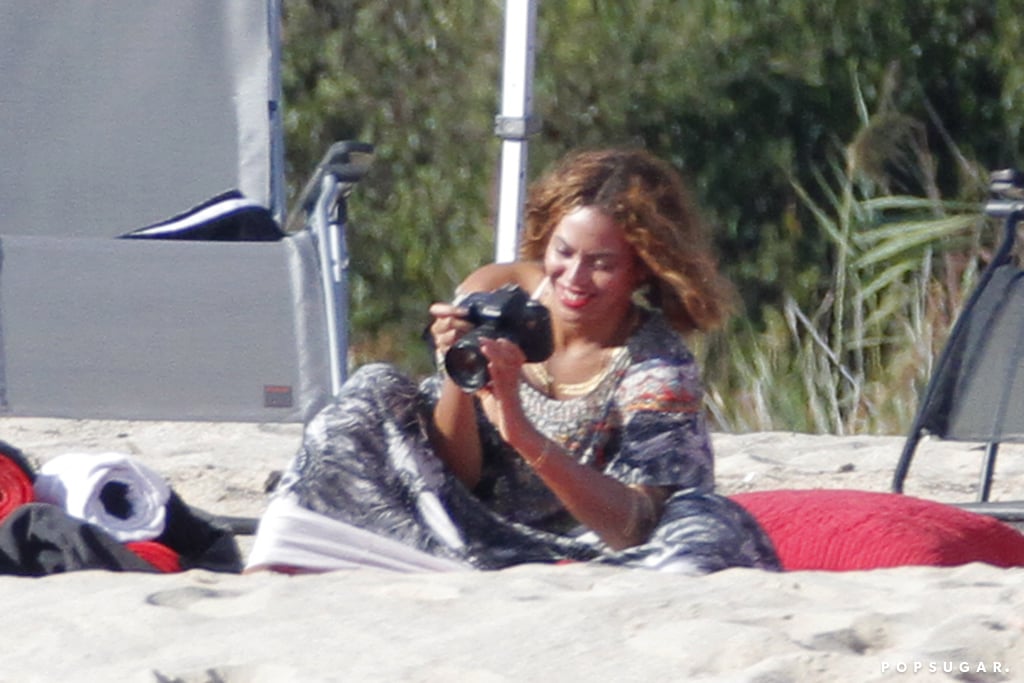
[266,310,779,573]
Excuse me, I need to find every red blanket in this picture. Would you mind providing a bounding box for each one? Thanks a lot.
[125,541,182,573]
[731,489,1024,571]
[0,452,34,523]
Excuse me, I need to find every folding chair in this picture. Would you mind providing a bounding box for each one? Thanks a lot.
[893,169,1024,521]
[0,1,369,422]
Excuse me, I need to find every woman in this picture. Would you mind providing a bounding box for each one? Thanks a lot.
[246,148,780,574]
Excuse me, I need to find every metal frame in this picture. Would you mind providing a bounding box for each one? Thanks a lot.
[294,141,376,395]
[893,170,1024,504]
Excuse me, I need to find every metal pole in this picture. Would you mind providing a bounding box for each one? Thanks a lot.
[266,0,286,226]
[494,0,538,263]
[312,175,347,395]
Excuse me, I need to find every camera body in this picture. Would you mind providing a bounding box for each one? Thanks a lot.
[444,284,553,391]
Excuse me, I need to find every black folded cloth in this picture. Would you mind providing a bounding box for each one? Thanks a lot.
[0,492,243,576]
[120,190,283,242]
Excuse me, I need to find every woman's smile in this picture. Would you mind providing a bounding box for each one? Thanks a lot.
[557,286,592,309]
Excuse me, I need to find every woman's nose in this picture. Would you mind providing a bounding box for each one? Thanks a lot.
[565,258,587,284]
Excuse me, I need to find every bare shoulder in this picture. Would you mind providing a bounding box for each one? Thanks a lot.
[456,261,545,297]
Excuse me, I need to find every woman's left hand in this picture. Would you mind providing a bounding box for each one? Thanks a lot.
[475,337,529,442]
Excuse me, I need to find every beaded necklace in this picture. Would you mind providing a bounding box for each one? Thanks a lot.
[521,346,630,399]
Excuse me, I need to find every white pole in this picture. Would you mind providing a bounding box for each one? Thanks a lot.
[494,0,538,263]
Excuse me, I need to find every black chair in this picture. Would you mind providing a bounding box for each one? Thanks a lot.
[893,169,1024,521]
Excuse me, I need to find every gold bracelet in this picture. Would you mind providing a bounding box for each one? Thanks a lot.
[529,441,557,471]
[623,485,657,540]
[622,489,642,539]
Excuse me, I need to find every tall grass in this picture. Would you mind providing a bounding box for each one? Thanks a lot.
[702,109,994,436]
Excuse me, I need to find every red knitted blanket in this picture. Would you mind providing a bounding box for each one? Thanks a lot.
[731,489,1024,571]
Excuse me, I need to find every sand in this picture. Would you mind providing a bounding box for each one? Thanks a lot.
[1,417,1022,683]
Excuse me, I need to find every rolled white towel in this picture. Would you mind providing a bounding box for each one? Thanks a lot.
[33,452,171,542]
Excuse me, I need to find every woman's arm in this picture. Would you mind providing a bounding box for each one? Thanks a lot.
[474,337,667,549]
[509,426,667,550]
[429,365,484,488]
[426,261,544,489]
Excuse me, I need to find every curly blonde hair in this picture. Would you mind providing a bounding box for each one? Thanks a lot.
[519,148,735,333]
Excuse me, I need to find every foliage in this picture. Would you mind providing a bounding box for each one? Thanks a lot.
[281,1,505,369]
[529,0,1021,317]
[702,177,991,435]
[280,0,1024,433]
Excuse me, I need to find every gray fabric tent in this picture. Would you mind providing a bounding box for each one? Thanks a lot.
[0,1,357,422]
[893,170,1024,519]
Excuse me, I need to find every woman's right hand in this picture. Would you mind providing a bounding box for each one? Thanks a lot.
[428,302,472,362]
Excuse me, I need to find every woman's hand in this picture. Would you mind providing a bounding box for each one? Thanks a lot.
[427,302,472,363]
[475,337,529,442]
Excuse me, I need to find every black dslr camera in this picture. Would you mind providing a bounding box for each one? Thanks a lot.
[444,284,554,391]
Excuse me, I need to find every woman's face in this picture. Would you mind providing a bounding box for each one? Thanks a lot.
[542,206,645,332]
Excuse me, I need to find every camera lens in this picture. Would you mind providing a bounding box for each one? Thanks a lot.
[445,341,489,391]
